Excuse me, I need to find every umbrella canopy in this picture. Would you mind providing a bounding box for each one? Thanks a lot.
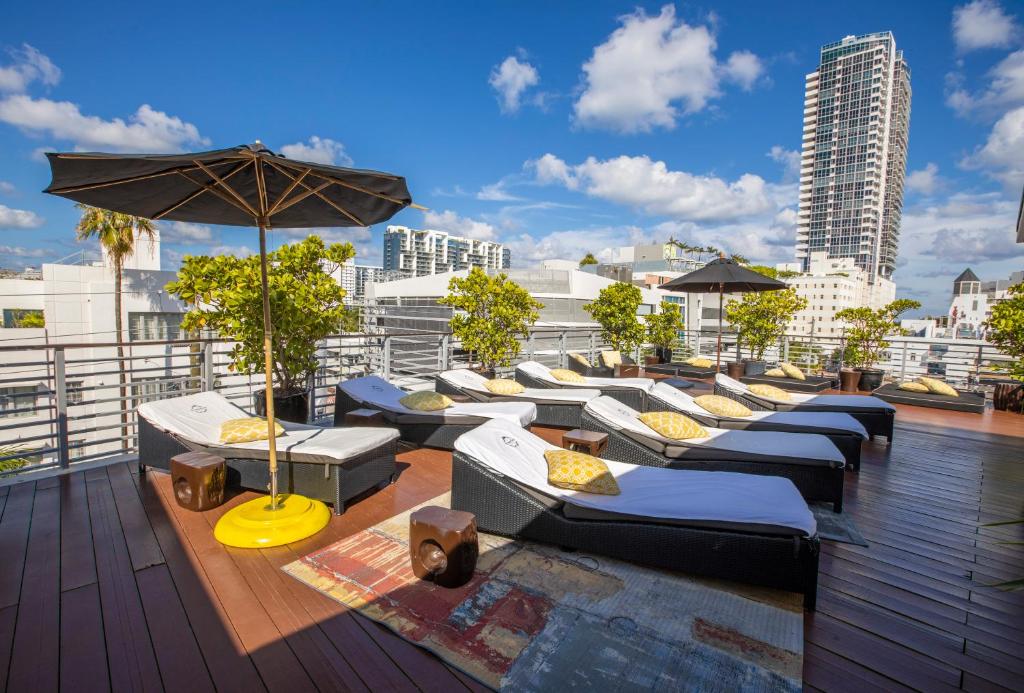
[43,142,412,228]
[43,142,415,547]
[658,257,787,370]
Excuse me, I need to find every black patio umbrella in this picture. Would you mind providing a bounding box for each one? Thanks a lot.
[43,142,417,546]
[658,256,786,370]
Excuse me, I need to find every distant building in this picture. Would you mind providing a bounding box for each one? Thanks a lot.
[948,268,1024,339]
[796,32,911,285]
[777,251,897,337]
[382,226,509,277]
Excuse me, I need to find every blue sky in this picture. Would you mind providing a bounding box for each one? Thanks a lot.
[1,0,1022,315]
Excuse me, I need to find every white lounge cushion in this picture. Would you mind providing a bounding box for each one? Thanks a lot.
[438,369,601,404]
[585,396,845,466]
[715,374,895,412]
[340,375,536,426]
[650,382,868,439]
[454,419,817,537]
[138,391,399,459]
[517,360,655,393]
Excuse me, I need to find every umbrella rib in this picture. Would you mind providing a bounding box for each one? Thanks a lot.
[269,180,335,217]
[152,160,253,220]
[46,159,237,195]
[193,160,259,218]
[266,167,311,217]
[273,156,400,181]
[176,169,256,218]
[273,159,409,207]
[264,160,364,226]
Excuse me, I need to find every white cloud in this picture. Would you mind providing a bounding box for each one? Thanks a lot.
[208,244,255,258]
[767,146,801,181]
[161,221,214,243]
[0,203,44,228]
[0,44,61,93]
[947,49,1024,117]
[422,209,498,240]
[573,5,762,133]
[488,55,539,114]
[961,105,1024,186]
[0,95,208,152]
[0,245,48,258]
[905,163,943,195]
[952,0,1018,52]
[476,179,522,201]
[528,153,772,221]
[279,136,353,166]
[502,225,654,266]
[0,181,13,195]
[901,192,1023,263]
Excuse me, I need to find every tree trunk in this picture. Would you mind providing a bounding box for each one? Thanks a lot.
[115,262,129,451]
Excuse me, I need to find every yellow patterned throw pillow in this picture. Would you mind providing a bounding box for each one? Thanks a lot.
[780,362,806,380]
[569,353,592,368]
[693,394,753,418]
[685,357,715,368]
[484,378,525,395]
[219,417,285,444]
[544,449,620,495]
[898,381,929,393]
[550,368,586,383]
[600,351,622,368]
[748,383,792,401]
[917,376,958,397]
[765,367,787,377]
[638,411,708,439]
[399,390,454,411]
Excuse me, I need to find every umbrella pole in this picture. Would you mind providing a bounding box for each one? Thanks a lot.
[258,221,279,509]
[716,285,723,371]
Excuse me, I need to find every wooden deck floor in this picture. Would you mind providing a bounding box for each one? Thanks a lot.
[0,404,1022,691]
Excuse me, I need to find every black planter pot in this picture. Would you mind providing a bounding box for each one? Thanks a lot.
[726,362,746,380]
[839,369,861,393]
[254,389,310,424]
[653,346,673,364]
[744,360,767,376]
[471,367,496,379]
[856,368,883,392]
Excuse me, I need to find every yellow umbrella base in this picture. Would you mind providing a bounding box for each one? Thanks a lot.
[214,493,331,548]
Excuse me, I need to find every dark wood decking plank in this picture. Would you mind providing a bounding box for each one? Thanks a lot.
[131,466,266,693]
[803,642,916,693]
[106,463,165,572]
[59,473,97,592]
[0,482,35,609]
[86,466,163,692]
[7,483,60,691]
[60,583,110,691]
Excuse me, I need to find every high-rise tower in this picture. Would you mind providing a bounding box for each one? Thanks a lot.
[796,32,911,284]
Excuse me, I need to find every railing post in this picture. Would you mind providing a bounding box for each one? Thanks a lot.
[202,342,214,391]
[899,341,908,381]
[589,331,595,362]
[527,332,535,360]
[782,335,790,363]
[382,335,391,380]
[975,345,983,387]
[53,347,70,469]
[439,334,450,372]
[559,331,567,368]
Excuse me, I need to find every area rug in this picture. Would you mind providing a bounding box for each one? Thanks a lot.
[283,494,804,691]
[810,503,869,546]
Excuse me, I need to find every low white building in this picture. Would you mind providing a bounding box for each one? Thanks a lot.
[777,252,897,337]
[948,269,1023,339]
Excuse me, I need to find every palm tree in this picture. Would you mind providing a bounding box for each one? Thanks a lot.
[76,205,156,450]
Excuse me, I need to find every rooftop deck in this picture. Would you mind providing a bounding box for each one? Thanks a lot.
[0,396,1022,691]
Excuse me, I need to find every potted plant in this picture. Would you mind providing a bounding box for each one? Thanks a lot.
[985,282,1024,413]
[440,267,543,377]
[584,281,646,360]
[644,300,684,364]
[725,269,808,376]
[167,236,357,424]
[835,299,921,392]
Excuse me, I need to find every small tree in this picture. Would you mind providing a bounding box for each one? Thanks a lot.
[834,298,921,369]
[579,253,598,267]
[585,282,645,353]
[645,301,684,353]
[725,267,808,361]
[166,236,355,395]
[439,267,543,371]
[985,283,1024,382]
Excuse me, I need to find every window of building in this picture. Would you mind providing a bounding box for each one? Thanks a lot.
[66,380,84,405]
[0,385,41,418]
[131,376,183,407]
[128,312,184,341]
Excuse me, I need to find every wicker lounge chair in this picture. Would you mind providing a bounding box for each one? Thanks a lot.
[740,373,835,392]
[435,369,600,428]
[715,374,896,442]
[514,360,654,410]
[647,381,866,470]
[138,391,399,514]
[582,396,846,511]
[451,419,820,609]
[566,352,636,378]
[334,375,536,450]
[872,383,986,414]
[644,361,722,379]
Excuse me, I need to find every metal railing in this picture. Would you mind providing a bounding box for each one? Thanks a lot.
[0,326,1015,478]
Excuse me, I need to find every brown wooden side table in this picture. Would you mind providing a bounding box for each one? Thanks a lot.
[409,505,478,588]
[614,364,644,378]
[561,429,609,457]
[170,451,225,511]
[345,408,386,426]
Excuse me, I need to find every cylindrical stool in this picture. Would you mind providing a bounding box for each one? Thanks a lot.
[170,452,226,511]
[409,506,478,588]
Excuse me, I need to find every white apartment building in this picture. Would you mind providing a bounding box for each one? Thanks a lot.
[382,225,510,277]
[949,269,1024,339]
[797,32,911,285]
[777,252,896,337]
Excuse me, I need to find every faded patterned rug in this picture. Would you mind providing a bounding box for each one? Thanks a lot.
[283,494,803,691]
